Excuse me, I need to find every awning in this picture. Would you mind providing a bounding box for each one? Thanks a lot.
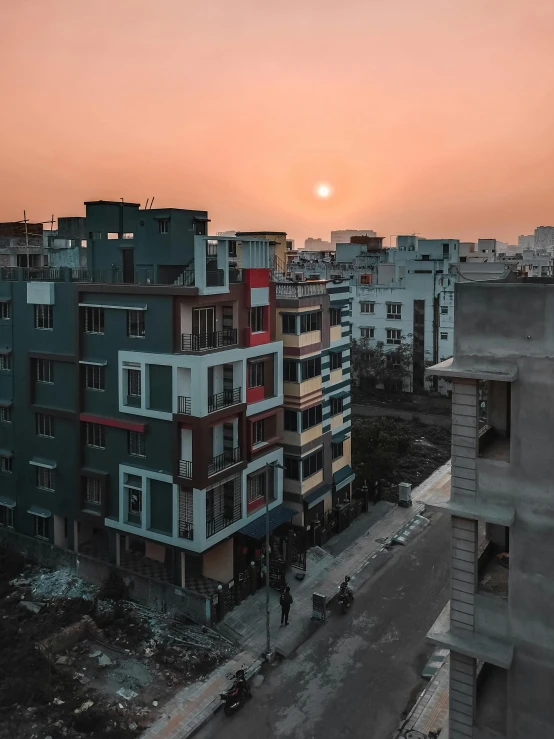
[329,390,349,399]
[0,399,12,407]
[333,464,355,491]
[303,484,331,510]
[29,458,57,469]
[239,505,297,539]
[331,430,350,444]
[0,449,13,458]
[0,495,15,509]
[193,216,211,222]
[78,303,147,311]
[0,348,11,355]
[28,506,51,518]
[0,297,11,303]
[79,358,108,366]
[328,346,345,353]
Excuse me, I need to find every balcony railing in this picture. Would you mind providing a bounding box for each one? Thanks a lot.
[0,266,196,286]
[178,522,194,540]
[179,460,193,478]
[208,447,241,476]
[276,282,327,298]
[208,387,242,413]
[181,328,238,352]
[178,396,192,414]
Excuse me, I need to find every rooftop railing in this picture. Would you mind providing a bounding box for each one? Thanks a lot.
[276,282,327,298]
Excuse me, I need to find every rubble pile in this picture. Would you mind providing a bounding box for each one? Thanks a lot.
[0,552,236,739]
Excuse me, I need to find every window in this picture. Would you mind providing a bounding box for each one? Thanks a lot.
[159,219,169,234]
[330,308,342,326]
[282,314,297,334]
[302,404,322,431]
[360,274,372,285]
[360,302,375,314]
[1,457,13,473]
[300,357,321,381]
[361,327,374,339]
[332,441,344,460]
[300,311,322,333]
[284,409,298,431]
[0,507,14,528]
[37,467,54,491]
[127,310,145,338]
[85,478,103,506]
[84,306,104,334]
[302,449,323,479]
[85,422,105,449]
[283,359,298,383]
[0,303,10,320]
[0,354,11,371]
[249,307,264,333]
[128,431,145,457]
[248,361,264,388]
[0,406,12,423]
[36,359,53,383]
[128,369,141,397]
[386,328,402,345]
[330,352,342,371]
[443,243,450,257]
[252,419,265,445]
[247,471,267,503]
[85,364,104,390]
[34,304,53,330]
[330,397,344,416]
[440,305,448,315]
[125,474,143,522]
[36,413,54,438]
[441,332,449,340]
[284,456,300,480]
[386,303,402,320]
[35,516,49,540]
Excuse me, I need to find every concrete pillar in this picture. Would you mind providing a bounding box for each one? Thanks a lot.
[180,551,186,589]
[73,521,79,553]
[115,533,121,566]
[449,651,476,738]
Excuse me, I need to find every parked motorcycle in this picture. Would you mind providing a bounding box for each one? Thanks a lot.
[338,576,354,614]
[220,668,251,716]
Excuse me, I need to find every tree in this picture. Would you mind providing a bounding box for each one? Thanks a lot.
[351,337,414,392]
[351,417,413,497]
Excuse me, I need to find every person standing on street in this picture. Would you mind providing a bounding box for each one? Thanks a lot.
[280,586,293,626]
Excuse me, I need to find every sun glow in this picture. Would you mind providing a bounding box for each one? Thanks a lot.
[315,182,333,199]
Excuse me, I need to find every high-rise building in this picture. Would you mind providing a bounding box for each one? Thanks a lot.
[534,226,554,250]
[0,200,287,621]
[426,278,554,738]
[518,234,534,250]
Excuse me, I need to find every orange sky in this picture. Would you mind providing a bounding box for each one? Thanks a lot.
[1,0,554,245]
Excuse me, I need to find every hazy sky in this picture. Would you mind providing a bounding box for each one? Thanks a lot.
[2,0,554,245]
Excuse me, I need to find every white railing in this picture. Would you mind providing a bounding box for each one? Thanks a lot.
[276,282,327,298]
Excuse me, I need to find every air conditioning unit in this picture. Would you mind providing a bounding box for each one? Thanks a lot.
[398,482,412,507]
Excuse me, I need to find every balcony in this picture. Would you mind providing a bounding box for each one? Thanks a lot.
[479,424,510,462]
[208,447,241,477]
[207,387,242,413]
[181,328,238,352]
[179,460,193,478]
[276,282,327,299]
[178,396,192,414]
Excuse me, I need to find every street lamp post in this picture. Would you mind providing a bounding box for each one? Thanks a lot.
[264,461,284,661]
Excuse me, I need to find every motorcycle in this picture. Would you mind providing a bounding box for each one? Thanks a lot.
[338,577,354,614]
[220,668,251,716]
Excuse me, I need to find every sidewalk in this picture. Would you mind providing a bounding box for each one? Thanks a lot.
[141,461,451,739]
[397,655,450,738]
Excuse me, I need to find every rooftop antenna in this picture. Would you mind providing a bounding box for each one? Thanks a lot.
[150,197,155,209]
[145,198,150,210]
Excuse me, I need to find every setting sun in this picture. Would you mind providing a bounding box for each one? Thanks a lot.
[315,182,333,199]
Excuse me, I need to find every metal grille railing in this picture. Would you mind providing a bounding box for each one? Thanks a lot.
[208,447,241,477]
[181,328,238,352]
[178,396,192,414]
[207,387,241,413]
[178,460,193,478]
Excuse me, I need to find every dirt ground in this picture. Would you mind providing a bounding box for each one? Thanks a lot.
[0,551,235,739]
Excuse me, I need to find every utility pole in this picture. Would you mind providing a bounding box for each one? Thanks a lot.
[24,210,29,269]
[264,460,284,661]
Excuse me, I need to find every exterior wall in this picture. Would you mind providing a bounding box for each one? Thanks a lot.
[202,538,234,582]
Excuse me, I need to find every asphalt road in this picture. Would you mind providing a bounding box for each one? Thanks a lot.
[195,512,450,739]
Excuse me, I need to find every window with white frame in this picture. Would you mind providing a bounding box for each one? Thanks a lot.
[85,364,104,390]
[441,332,449,340]
[34,304,53,330]
[35,516,49,539]
[84,478,103,506]
[127,310,145,338]
[252,419,265,445]
[249,307,264,333]
[302,404,322,431]
[84,306,104,334]
[1,456,13,473]
[0,354,11,371]
[0,302,11,320]
[36,467,54,491]
[36,413,54,438]
[125,474,143,523]
[360,327,374,339]
[85,422,105,448]
[128,431,145,457]
[36,359,53,383]
[302,449,323,479]
[0,507,14,527]
[300,356,321,381]
[386,303,402,320]
[386,328,402,345]
[247,471,267,504]
[360,302,374,314]
[127,368,141,397]
[0,406,12,423]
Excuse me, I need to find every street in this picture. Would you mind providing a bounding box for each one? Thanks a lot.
[195,512,450,739]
